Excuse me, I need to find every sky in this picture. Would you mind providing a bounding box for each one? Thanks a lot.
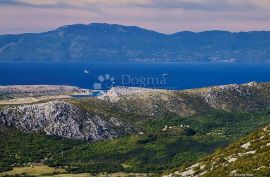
[1,0,270,34]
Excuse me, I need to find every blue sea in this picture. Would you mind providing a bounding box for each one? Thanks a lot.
[1,62,270,90]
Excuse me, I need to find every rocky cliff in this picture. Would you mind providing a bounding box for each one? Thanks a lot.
[0,101,135,142]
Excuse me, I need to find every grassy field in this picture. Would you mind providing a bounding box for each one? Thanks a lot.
[43,173,151,177]
[0,165,151,177]
[0,165,65,176]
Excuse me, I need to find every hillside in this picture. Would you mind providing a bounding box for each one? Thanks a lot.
[1,23,270,62]
[0,101,136,142]
[164,125,270,177]
[1,82,270,141]
[100,82,270,117]
[0,85,89,96]
[1,82,270,175]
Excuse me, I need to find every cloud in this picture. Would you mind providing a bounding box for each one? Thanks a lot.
[0,0,71,9]
[0,0,270,34]
[0,0,135,9]
[2,0,269,11]
[129,0,270,12]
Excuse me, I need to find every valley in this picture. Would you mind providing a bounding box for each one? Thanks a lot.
[2,1,270,177]
[0,82,270,176]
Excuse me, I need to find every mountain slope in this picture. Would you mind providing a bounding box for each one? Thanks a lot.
[1,82,270,142]
[0,101,136,142]
[100,82,270,117]
[1,23,270,62]
[1,105,270,174]
[1,83,270,174]
[164,125,270,177]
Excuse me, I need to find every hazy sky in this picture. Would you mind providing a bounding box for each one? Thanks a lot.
[1,0,270,34]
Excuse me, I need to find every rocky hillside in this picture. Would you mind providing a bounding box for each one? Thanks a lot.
[100,82,270,117]
[164,125,270,177]
[1,83,270,175]
[0,82,270,143]
[1,23,270,62]
[0,85,89,96]
[0,101,135,142]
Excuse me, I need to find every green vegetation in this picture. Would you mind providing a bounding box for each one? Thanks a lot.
[0,166,64,177]
[1,109,270,175]
[184,125,270,177]
[1,175,35,177]
[0,125,82,173]
[61,134,225,173]
[143,109,270,140]
[0,166,150,177]
[0,125,225,174]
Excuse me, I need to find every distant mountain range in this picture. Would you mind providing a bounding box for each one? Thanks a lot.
[0,23,270,62]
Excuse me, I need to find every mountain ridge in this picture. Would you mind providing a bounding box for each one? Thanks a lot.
[1,81,270,141]
[1,23,270,62]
